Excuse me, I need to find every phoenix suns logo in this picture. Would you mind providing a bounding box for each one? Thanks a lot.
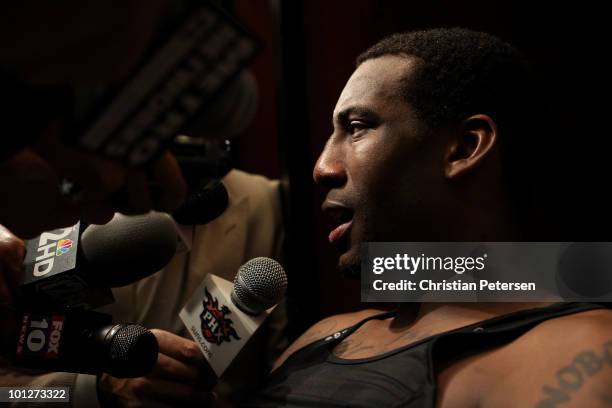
[199,287,240,345]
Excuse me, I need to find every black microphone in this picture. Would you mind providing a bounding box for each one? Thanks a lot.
[1,306,158,378]
[79,212,178,287]
[19,212,178,309]
[169,135,232,226]
[172,181,229,225]
[108,136,232,227]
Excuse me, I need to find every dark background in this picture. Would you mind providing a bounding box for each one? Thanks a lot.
[227,0,611,339]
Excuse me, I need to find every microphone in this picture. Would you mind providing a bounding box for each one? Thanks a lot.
[179,257,287,377]
[169,134,232,227]
[1,306,158,378]
[18,212,178,309]
[79,213,178,287]
[172,181,229,226]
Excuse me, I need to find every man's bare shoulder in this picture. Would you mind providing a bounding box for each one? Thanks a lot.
[271,309,386,372]
[513,307,612,364]
[483,307,612,407]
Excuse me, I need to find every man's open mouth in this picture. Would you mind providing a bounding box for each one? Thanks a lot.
[322,202,354,245]
[329,219,352,244]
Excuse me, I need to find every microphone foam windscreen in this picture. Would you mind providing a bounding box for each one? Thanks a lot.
[231,257,287,316]
[81,212,178,287]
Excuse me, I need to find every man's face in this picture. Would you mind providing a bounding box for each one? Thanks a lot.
[314,55,449,273]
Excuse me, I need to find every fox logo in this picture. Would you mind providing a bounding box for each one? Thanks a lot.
[199,287,240,345]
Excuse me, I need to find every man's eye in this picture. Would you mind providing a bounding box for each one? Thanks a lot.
[348,120,368,134]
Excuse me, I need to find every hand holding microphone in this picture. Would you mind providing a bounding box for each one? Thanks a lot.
[98,329,216,408]
[0,224,25,302]
[0,216,173,378]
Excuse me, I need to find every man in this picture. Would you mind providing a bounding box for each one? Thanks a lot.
[242,28,612,407]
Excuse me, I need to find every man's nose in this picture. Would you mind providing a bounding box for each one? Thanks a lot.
[313,139,347,189]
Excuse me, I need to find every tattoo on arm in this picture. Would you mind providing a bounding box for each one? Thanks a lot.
[534,340,612,408]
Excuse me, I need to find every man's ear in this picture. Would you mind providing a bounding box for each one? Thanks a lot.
[444,114,498,179]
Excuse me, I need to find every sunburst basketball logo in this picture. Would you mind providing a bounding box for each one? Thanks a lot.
[199,287,240,345]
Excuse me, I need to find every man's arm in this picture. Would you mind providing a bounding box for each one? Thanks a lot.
[483,308,612,408]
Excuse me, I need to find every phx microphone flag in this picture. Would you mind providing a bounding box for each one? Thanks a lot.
[179,274,275,377]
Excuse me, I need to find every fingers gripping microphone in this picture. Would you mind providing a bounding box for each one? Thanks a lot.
[95,323,158,378]
[180,257,287,377]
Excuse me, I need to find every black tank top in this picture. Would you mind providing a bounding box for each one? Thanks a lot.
[243,302,606,408]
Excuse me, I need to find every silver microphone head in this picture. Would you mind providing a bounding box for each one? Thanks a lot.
[230,257,287,316]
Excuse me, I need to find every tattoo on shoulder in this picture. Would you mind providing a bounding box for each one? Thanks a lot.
[534,340,612,408]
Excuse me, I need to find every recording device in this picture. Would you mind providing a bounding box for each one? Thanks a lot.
[171,134,233,190]
[1,306,158,378]
[68,1,261,167]
[180,257,287,377]
[170,134,232,226]
[173,181,229,226]
[13,213,170,377]
[19,212,178,309]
